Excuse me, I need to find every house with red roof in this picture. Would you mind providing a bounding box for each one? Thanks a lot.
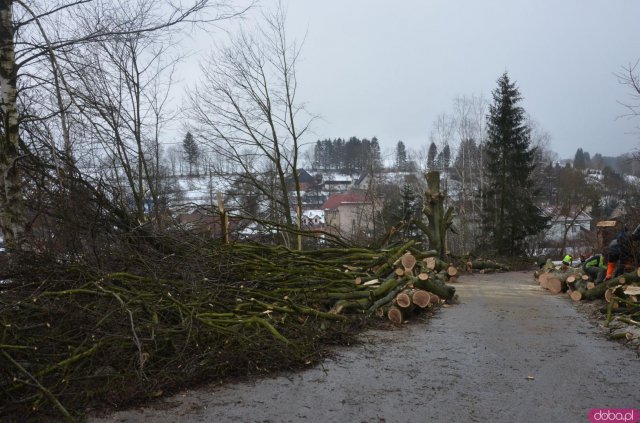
[322,191,379,241]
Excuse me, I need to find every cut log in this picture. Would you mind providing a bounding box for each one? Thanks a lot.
[546,276,563,294]
[429,293,441,305]
[425,257,437,271]
[623,286,640,296]
[569,280,589,302]
[373,240,417,277]
[362,278,379,287]
[586,282,596,290]
[394,268,405,277]
[413,276,455,300]
[424,256,448,272]
[467,259,510,272]
[417,272,430,281]
[584,270,640,301]
[570,290,583,302]
[387,306,403,324]
[447,266,458,277]
[395,291,412,308]
[412,290,431,308]
[371,273,403,298]
[605,288,615,303]
[367,282,408,314]
[332,298,370,314]
[538,272,550,289]
[566,274,578,284]
[401,253,417,274]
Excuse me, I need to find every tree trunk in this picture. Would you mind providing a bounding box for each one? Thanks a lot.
[395,289,413,309]
[0,0,25,248]
[387,306,403,324]
[545,276,564,294]
[584,270,640,301]
[424,256,449,272]
[413,276,455,300]
[415,171,454,260]
[412,290,431,308]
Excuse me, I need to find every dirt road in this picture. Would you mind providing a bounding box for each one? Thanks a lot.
[92,271,639,423]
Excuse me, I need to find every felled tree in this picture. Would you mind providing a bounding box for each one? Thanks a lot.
[413,171,455,259]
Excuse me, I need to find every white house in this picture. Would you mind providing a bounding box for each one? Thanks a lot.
[542,205,592,242]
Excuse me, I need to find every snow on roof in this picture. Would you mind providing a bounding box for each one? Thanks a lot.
[303,209,324,218]
[322,173,355,182]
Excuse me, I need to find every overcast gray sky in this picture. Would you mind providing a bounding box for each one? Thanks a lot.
[245,0,640,160]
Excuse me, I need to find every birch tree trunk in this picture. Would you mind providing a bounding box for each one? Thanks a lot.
[0,0,25,248]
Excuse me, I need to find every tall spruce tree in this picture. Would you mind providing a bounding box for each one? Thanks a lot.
[442,144,451,170]
[183,132,200,176]
[573,148,586,169]
[396,140,408,171]
[482,72,548,254]
[427,142,438,170]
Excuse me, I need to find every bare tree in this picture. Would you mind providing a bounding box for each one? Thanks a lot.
[617,60,640,121]
[617,60,640,164]
[187,5,312,249]
[429,95,487,254]
[0,0,243,248]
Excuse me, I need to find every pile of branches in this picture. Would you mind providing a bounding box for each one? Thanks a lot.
[534,262,640,349]
[0,234,456,422]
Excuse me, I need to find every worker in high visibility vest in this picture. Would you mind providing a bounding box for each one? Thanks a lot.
[562,254,573,266]
[582,254,606,283]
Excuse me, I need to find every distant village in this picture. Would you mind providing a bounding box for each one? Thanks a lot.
[171,157,640,258]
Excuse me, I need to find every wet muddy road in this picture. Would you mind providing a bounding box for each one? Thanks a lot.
[92,272,639,423]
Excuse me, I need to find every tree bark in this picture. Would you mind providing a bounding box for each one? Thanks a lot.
[413,276,455,300]
[584,270,640,301]
[0,0,25,248]
[415,171,454,260]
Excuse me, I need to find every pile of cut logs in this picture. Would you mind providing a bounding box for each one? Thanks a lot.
[534,260,640,302]
[534,261,640,348]
[347,251,458,325]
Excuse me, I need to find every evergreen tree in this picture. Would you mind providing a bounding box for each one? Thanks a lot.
[344,137,360,173]
[370,137,382,169]
[395,140,408,171]
[182,131,199,176]
[482,72,548,254]
[334,138,345,170]
[313,140,324,170]
[574,148,586,169]
[442,144,451,170]
[427,142,438,170]
[360,138,371,171]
